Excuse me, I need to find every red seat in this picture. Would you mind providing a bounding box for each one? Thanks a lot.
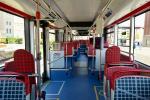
[103,46,138,98]
[104,46,137,76]
[64,42,74,57]
[110,69,150,100]
[73,41,79,50]
[104,66,136,98]
[79,40,88,45]
[104,46,121,76]
[4,49,36,93]
[87,44,95,57]
[120,54,132,62]
[106,46,120,63]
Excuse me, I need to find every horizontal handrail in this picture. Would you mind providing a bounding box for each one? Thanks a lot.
[0,57,13,63]
[49,56,64,64]
[121,50,133,55]
[0,73,39,77]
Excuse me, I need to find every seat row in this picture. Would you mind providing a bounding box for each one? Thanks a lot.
[62,40,96,70]
[104,46,150,100]
[62,40,95,57]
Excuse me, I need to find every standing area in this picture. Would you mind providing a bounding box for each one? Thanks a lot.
[45,40,105,100]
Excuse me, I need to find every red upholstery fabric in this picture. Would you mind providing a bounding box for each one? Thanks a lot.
[79,40,85,45]
[105,46,120,76]
[106,66,135,80]
[4,61,15,71]
[14,49,35,73]
[87,44,96,56]
[110,46,120,63]
[104,46,137,76]
[14,49,36,86]
[104,46,139,98]
[104,66,135,97]
[111,69,150,90]
[85,40,90,46]
[64,42,74,56]
[73,41,79,49]
[79,40,89,45]
[106,46,120,64]
[120,54,132,62]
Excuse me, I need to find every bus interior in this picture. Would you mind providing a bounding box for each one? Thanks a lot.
[0,0,150,100]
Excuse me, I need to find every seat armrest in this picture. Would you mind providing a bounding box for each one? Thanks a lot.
[108,62,139,68]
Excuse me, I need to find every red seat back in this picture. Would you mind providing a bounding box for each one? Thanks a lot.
[73,41,79,49]
[106,66,135,80]
[87,44,95,56]
[120,54,132,62]
[85,40,90,46]
[14,49,35,73]
[106,46,120,64]
[104,46,121,76]
[79,40,87,45]
[64,42,74,56]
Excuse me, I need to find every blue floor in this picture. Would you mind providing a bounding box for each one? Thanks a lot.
[44,47,104,100]
[94,84,105,100]
[44,75,103,100]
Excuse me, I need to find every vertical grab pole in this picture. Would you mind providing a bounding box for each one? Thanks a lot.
[99,17,104,80]
[88,31,90,70]
[35,0,41,99]
[130,17,135,61]
[92,46,95,71]
[66,43,68,69]
[92,28,96,71]
[65,27,68,69]
[46,27,50,79]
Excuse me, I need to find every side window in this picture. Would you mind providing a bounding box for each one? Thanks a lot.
[117,20,130,53]
[0,11,25,61]
[134,11,150,65]
[107,27,115,46]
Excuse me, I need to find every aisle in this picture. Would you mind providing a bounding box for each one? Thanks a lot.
[43,46,104,100]
[44,75,101,100]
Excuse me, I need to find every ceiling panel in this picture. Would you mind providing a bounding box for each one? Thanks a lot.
[53,0,108,22]
[104,0,150,26]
